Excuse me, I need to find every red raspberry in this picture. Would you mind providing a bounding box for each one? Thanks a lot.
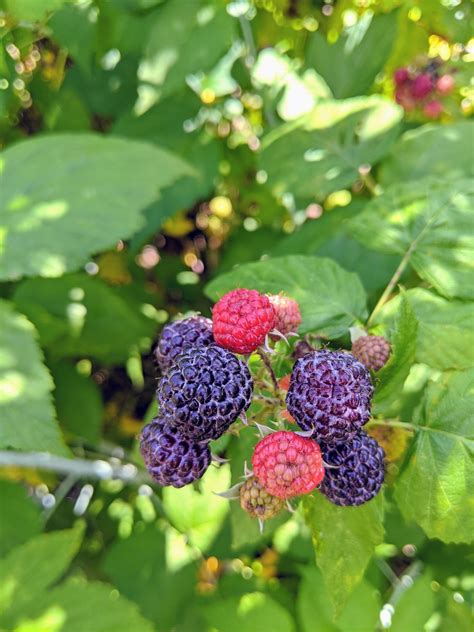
[394,67,409,85]
[410,73,433,99]
[268,294,302,339]
[252,431,324,499]
[423,100,443,119]
[212,289,275,354]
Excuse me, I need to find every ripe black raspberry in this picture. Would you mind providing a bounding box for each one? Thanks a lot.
[140,417,211,488]
[320,432,385,506]
[154,316,213,373]
[157,344,253,441]
[351,335,391,372]
[239,476,284,520]
[286,350,374,444]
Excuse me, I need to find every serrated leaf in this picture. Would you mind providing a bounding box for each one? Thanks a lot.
[0,133,193,280]
[298,567,380,632]
[303,493,384,616]
[205,256,367,339]
[0,480,42,557]
[0,524,84,620]
[260,96,402,200]
[375,289,474,371]
[395,369,474,543]
[0,300,68,456]
[17,579,155,632]
[350,178,474,299]
[373,296,418,414]
[13,274,156,364]
[379,122,474,186]
[162,464,230,551]
[306,11,398,98]
[199,592,295,632]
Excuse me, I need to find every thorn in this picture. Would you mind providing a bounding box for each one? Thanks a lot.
[262,336,276,354]
[286,500,295,513]
[269,329,290,345]
[212,454,229,464]
[213,481,243,499]
[287,331,299,338]
[254,422,274,438]
[240,411,248,426]
[258,518,265,534]
[244,461,253,478]
[322,460,341,469]
[295,427,315,438]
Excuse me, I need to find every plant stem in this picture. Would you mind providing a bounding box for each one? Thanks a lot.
[43,472,78,523]
[0,451,150,484]
[366,419,416,432]
[377,561,423,630]
[257,348,283,405]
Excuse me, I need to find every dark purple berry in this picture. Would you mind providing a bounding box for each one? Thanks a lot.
[140,416,210,488]
[286,350,373,444]
[157,344,253,441]
[154,316,213,373]
[320,431,385,506]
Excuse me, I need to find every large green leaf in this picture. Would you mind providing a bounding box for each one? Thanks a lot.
[4,0,66,21]
[0,525,84,620]
[390,573,435,632]
[205,256,368,339]
[395,369,474,543]
[0,300,68,456]
[298,567,380,632]
[0,480,42,558]
[303,493,384,616]
[350,178,474,299]
[260,96,402,200]
[16,579,155,632]
[199,592,295,632]
[373,296,418,415]
[379,122,474,185]
[306,11,398,98]
[375,289,474,371]
[14,275,156,364]
[0,133,193,280]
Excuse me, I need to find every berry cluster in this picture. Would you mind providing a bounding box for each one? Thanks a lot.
[139,287,387,517]
[394,60,455,119]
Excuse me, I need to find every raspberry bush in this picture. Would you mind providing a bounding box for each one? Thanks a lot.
[0,2,471,631]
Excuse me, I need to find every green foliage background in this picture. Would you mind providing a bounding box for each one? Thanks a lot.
[0,1,473,631]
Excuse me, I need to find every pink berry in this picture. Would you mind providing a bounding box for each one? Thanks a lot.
[395,86,416,112]
[394,68,409,86]
[423,100,443,119]
[436,74,455,95]
[410,73,434,99]
[267,294,302,339]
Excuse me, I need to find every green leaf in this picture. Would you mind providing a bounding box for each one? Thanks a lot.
[375,289,474,371]
[303,493,384,616]
[373,296,418,414]
[395,369,474,543]
[0,524,84,620]
[0,133,193,280]
[162,464,230,551]
[0,480,42,558]
[390,572,435,632]
[0,300,68,456]
[298,567,380,632]
[260,96,402,200]
[4,0,66,22]
[306,11,398,98]
[14,274,156,364]
[17,579,155,632]
[199,592,295,632]
[205,256,368,339]
[350,178,474,299]
[50,360,103,444]
[379,122,474,186]
[103,523,195,630]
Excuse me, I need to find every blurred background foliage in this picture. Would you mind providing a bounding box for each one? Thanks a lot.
[0,0,473,631]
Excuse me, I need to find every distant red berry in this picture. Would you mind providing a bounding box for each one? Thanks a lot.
[436,74,455,95]
[268,294,302,339]
[395,86,416,112]
[394,67,409,85]
[252,431,324,499]
[423,100,443,119]
[410,73,433,99]
[212,289,275,354]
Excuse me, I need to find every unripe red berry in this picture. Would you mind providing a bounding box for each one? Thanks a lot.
[410,73,433,99]
[394,67,409,86]
[423,100,443,119]
[395,86,416,112]
[436,74,455,95]
[267,294,302,339]
[212,289,275,354]
[252,431,324,499]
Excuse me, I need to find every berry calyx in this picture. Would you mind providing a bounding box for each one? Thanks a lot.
[157,344,253,441]
[319,431,385,506]
[154,315,213,373]
[140,417,211,488]
[351,335,391,372]
[212,288,275,354]
[267,294,302,339]
[286,350,374,444]
[252,430,324,499]
[239,476,284,520]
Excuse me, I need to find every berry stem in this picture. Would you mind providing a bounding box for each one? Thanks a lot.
[257,348,283,405]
